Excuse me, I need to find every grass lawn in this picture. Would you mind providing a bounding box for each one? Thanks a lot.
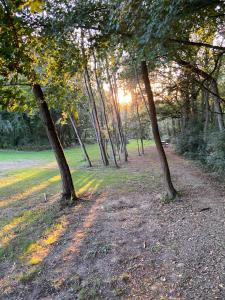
[0,139,153,200]
[0,139,154,272]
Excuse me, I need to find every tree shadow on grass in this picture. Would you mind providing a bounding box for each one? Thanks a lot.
[0,170,97,211]
[0,179,105,299]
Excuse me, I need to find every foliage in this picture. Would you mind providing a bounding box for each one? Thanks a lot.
[206,131,225,173]
[0,109,76,150]
[175,123,225,174]
[175,122,205,159]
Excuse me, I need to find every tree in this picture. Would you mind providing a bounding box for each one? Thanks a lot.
[141,61,177,199]
[0,0,77,206]
[69,112,92,167]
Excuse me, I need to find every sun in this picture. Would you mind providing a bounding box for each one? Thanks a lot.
[118,89,132,105]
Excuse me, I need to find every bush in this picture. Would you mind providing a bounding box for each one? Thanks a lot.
[175,122,225,174]
[205,131,225,173]
[16,144,51,151]
[175,122,206,160]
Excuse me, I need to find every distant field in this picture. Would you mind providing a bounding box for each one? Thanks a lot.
[0,139,154,203]
[0,139,153,163]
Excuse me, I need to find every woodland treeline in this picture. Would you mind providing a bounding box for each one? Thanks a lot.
[0,0,225,204]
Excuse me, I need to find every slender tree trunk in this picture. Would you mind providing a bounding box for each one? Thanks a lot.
[171,118,176,136]
[132,89,145,155]
[181,88,191,130]
[105,58,128,162]
[83,68,109,166]
[32,84,77,206]
[166,122,171,138]
[133,63,151,117]
[135,94,144,154]
[113,74,128,161]
[211,79,224,131]
[69,113,92,167]
[140,138,144,155]
[80,30,109,166]
[202,88,209,140]
[141,61,177,199]
[93,53,119,167]
[136,139,141,156]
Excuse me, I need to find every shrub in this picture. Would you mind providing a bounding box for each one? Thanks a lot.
[175,122,206,160]
[205,131,225,173]
[175,121,225,174]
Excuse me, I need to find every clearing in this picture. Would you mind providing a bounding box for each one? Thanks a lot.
[0,142,225,299]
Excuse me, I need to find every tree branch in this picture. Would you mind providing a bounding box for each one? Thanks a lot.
[169,38,225,51]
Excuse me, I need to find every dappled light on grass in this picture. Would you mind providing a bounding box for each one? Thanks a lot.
[0,203,84,293]
[21,216,68,266]
[0,214,28,247]
[64,194,107,258]
[77,179,102,197]
[0,162,57,191]
[0,205,61,257]
[0,174,60,208]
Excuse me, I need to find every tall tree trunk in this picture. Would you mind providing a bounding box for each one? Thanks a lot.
[105,58,128,162]
[80,30,109,166]
[211,79,224,131]
[93,53,119,168]
[133,62,151,117]
[32,84,77,206]
[171,118,176,136]
[69,113,92,167]
[202,88,210,140]
[83,68,109,166]
[136,138,141,156]
[136,95,144,155]
[182,92,191,130]
[113,73,128,161]
[141,61,177,199]
[132,90,145,154]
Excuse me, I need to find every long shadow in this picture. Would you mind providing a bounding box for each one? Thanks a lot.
[0,177,101,263]
[0,174,61,209]
[0,161,58,191]
[0,167,60,196]
[0,170,96,210]
[0,202,61,265]
[0,180,104,298]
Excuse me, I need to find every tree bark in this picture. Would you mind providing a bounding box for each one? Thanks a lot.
[83,68,109,166]
[93,53,119,168]
[133,62,151,118]
[141,61,177,199]
[132,90,145,154]
[105,58,128,162]
[211,80,224,131]
[136,95,145,154]
[136,139,141,156]
[69,113,92,167]
[202,88,210,140]
[32,84,77,206]
[80,30,109,166]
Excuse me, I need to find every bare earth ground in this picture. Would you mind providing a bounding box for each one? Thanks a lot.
[1,146,225,299]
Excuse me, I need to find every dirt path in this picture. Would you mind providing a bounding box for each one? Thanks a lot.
[1,146,225,299]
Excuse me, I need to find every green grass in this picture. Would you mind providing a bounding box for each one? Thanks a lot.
[0,139,154,200]
[0,139,154,282]
[0,139,152,162]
